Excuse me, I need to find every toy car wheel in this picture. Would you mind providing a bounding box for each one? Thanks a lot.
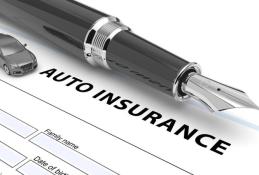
[3,65,10,75]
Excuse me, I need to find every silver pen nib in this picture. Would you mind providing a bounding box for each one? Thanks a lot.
[182,74,258,112]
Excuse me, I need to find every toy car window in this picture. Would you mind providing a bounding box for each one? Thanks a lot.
[1,41,24,56]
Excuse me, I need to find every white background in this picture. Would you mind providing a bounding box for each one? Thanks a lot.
[0,0,259,175]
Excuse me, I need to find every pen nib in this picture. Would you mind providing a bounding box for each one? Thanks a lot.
[182,74,259,112]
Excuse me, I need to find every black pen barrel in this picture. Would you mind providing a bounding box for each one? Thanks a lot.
[0,0,200,98]
[107,31,189,95]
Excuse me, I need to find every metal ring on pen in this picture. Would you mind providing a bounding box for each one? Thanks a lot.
[172,62,201,101]
[84,16,130,70]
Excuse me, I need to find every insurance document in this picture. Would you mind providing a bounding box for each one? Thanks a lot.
[0,15,259,175]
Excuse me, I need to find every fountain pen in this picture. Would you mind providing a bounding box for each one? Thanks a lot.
[0,0,257,112]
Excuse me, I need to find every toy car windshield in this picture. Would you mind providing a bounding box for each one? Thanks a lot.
[1,41,25,56]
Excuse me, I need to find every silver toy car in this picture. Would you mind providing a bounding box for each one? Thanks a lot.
[0,34,37,76]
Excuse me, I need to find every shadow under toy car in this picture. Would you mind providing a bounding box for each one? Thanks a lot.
[0,34,37,76]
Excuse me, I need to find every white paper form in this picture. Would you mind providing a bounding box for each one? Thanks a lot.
[0,5,259,175]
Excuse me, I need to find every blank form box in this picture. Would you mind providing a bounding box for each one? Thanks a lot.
[31,133,117,175]
[0,141,26,167]
[17,161,52,175]
[0,109,37,138]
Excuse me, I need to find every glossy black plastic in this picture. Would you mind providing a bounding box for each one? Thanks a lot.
[0,0,190,95]
[0,0,107,59]
[107,31,189,95]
